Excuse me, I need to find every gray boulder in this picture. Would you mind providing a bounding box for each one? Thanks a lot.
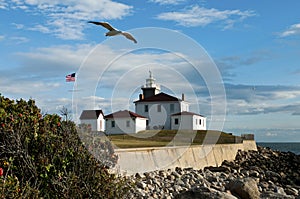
[226,177,260,199]
[260,191,295,199]
[175,186,238,199]
[285,187,299,196]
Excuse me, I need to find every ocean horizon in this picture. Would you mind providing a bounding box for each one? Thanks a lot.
[257,142,300,155]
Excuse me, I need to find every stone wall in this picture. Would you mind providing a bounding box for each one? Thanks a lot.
[113,140,257,175]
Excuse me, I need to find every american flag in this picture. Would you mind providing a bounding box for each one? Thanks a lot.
[66,73,76,82]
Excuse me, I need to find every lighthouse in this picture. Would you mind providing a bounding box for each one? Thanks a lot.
[141,70,161,99]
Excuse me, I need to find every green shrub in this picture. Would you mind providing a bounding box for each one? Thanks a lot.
[0,94,132,198]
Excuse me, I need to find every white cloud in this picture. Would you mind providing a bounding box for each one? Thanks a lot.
[280,23,300,37]
[265,132,277,137]
[11,23,25,29]
[39,97,73,115]
[28,25,50,33]
[6,0,133,40]
[82,96,105,101]
[156,5,256,29]
[224,84,300,116]
[272,90,300,99]
[15,44,94,75]
[0,35,4,41]
[0,76,61,97]
[10,36,30,44]
[0,0,8,9]
[150,0,185,5]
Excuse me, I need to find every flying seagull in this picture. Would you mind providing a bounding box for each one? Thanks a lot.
[88,21,137,43]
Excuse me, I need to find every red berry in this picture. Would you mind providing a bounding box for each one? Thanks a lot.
[0,168,4,176]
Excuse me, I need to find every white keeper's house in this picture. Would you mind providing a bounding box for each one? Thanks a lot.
[79,71,206,133]
[105,110,148,135]
[79,110,105,132]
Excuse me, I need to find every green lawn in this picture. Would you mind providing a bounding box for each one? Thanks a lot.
[106,130,237,149]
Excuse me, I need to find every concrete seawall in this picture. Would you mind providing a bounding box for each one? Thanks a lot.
[113,140,257,175]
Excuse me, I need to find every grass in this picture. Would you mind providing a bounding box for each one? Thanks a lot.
[105,130,238,149]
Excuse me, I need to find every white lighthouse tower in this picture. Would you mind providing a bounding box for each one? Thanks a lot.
[141,70,161,99]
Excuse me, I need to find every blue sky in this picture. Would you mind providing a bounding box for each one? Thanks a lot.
[1,0,300,142]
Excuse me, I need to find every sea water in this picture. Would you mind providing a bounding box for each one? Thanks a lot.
[257,142,300,155]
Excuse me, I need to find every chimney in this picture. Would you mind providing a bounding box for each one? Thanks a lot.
[139,94,144,100]
[182,93,185,101]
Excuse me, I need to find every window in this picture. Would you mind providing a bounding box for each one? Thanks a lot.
[174,118,179,125]
[157,104,161,112]
[111,121,115,128]
[170,104,174,112]
[199,119,201,125]
[144,105,148,112]
[126,120,130,127]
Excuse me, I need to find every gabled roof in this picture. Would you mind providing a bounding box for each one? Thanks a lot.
[80,110,104,120]
[134,92,181,103]
[171,111,205,117]
[105,110,147,119]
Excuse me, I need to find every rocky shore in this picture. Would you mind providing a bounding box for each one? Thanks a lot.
[126,146,300,199]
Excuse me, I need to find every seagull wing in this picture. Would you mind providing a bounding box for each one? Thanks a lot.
[88,21,116,31]
[121,32,137,43]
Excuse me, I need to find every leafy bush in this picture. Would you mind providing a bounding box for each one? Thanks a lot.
[0,94,131,198]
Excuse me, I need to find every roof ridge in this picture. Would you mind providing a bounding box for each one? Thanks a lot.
[105,110,147,118]
[134,92,182,103]
[171,111,205,117]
